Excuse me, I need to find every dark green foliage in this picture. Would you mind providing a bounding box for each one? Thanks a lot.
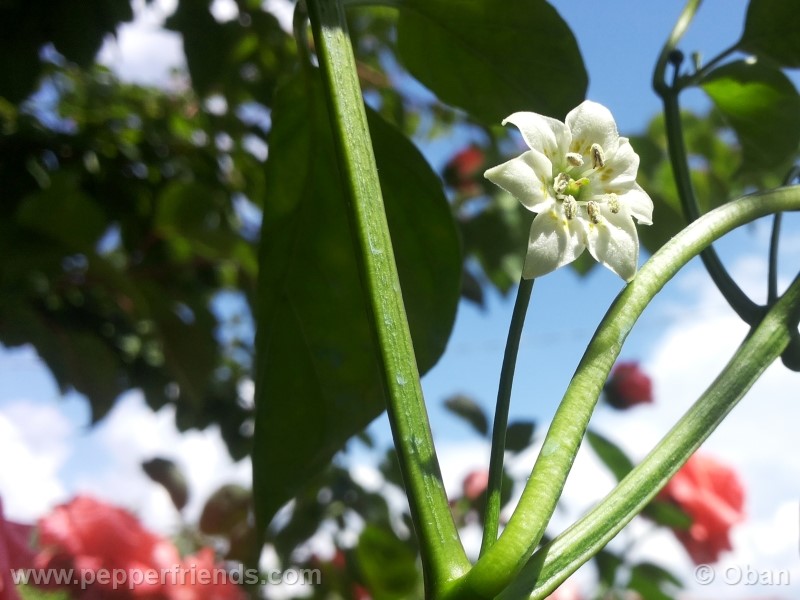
[444,394,490,437]
[0,0,133,102]
[397,0,586,124]
[701,60,800,172]
[740,0,800,67]
[252,69,462,529]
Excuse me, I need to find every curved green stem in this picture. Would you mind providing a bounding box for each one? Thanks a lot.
[679,43,738,89]
[446,187,800,600]
[772,167,800,303]
[306,0,470,591]
[654,0,761,324]
[481,277,534,555]
[653,0,702,95]
[768,212,782,303]
[658,87,761,324]
[499,270,800,599]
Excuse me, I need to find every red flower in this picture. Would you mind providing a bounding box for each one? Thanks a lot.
[35,495,180,598]
[659,454,745,564]
[1,499,36,600]
[604,362,653,409]
[545,580,581,599]
[443,145,485,194]
[34,496,245,599]
[462,470,489,501]
[165,548,244,600]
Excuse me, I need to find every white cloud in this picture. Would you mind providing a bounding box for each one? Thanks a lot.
[98,0,184,88]
[97,0,297,88]
[65,391,251,533]
[0,389,249,537]
[583,251,800,597]
[0,402,70,521]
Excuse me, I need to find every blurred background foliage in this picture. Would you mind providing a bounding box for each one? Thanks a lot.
[1,0,799,596]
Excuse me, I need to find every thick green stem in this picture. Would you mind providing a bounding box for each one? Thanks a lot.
[305,0,469,591]
[446,187,800,600]
[481,277,534,555]
[499,271,800,599]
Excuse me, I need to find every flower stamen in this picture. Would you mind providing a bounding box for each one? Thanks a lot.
[553,172,570,196]
[606,193,621,214]
[566,152,584,167]
[587,200,601,224]
[563,196,578,219]
[591,143,605,169]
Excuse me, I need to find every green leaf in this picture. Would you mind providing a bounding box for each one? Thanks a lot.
[505,421,535,453]
[444,394,489,437]
[166,1,231,96]
[253,70,461,528]
[199,484,251,535]
[460,192,528,294]
[397,0,586,124]
[0,4,43,103]
[594,549,623,588]
[739,0,800,67]
[48,0,134,66]
[15,173,107,251]
[700,60,800,171]
[138,284,219,415]
[0,304,122,420]
[628,562,682,600]
[644,498,693,530]
[586,429,634,482]
[142,458,189,512]
[356,526,420,599]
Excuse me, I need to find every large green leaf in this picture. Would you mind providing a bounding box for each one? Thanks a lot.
[739,0,800,67]
[587,429,635,482]
[0,0,132,102]
[15,172,107,251]
[253,70,461,529]
[700,60,800,171]
[356,526,420,599]
[627,562,682,600]
[397,0,586,124]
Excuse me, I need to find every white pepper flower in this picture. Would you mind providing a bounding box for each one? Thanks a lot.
[485,101,653,281]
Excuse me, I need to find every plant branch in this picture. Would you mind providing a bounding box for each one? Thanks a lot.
[499,269,800,599]
[446,186,800,600]
[656,64,762,324]
[306,0,470,591]
[481,277,534,555]
[653,0,703,95]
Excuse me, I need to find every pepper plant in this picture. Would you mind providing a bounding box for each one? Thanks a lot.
[253,0,800,598]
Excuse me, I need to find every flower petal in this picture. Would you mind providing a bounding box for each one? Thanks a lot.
[601,137,641,185]
[522,208,585,279]
[566,101,620,157]
[484,150,553,212]
[586,206,639,281]
[619,184,654,225]
[503,112,570,164]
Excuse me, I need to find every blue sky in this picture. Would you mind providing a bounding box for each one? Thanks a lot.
[2,1,800,597]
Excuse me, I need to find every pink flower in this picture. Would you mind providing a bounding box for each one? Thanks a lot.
[165,548,244,600]
[546,580,581,599]
[604,362,653,409]
[35,495,180,598]
[1,499,35,600]
[462,470,489,501]
[443,145,485,194]
[659,454,745,564]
